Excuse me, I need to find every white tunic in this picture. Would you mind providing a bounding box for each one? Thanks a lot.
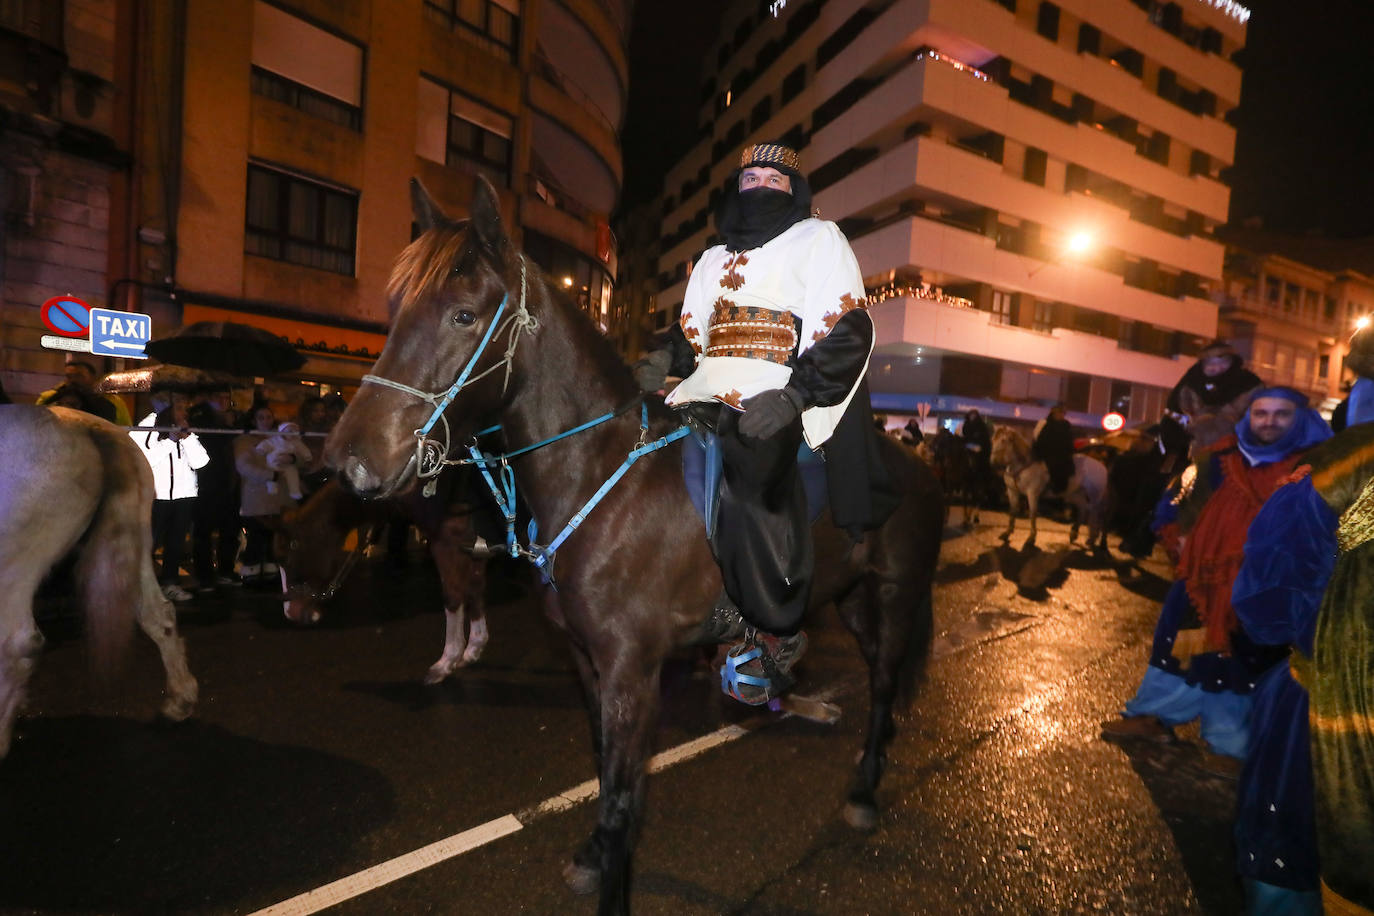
[665,218,871,448]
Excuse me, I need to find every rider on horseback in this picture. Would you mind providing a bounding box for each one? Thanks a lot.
[634,140,897,705]
[1032,403,1076,494]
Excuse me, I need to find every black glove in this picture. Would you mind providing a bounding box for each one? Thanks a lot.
[632,349,672,393]
[737,387,805,439]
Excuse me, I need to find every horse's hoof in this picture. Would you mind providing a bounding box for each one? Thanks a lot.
[160,694,197,722]
[843,801,878,832]
[423,664,453,685]
[563,860,600,895]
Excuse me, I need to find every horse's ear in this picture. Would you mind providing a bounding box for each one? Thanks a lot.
[469,176,512,260]
[410,178,445,233]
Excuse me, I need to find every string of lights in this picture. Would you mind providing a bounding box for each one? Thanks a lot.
[865,282,975,310]
[913,47,991,83]
[1199,0,1250,25]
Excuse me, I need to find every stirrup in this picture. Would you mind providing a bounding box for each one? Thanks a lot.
[720,631,798,706]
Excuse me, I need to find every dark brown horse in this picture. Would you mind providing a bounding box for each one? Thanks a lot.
[276,476,490,683]
[323,179,944,914]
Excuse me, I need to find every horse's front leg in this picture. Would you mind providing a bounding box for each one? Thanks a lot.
[424,602,468,685]
[1025,485,1039,545]
[1067,489,1082,545]
[566,656,662,916]
[1001,476,1018,540]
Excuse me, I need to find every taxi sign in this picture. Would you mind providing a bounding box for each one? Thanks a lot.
[1101,412,1125,432]
[89,308,151,359]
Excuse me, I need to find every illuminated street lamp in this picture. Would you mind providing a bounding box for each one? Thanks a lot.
[1357,315,1371,331]
[1028,228,1096,277]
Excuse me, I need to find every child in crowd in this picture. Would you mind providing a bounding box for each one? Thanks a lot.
[254,420,313,500]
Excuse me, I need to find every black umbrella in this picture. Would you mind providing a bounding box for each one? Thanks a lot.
[145,321,306,377]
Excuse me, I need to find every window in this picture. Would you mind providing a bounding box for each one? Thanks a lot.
[251,1,364,130]
[1023,147,1047,186]
[1033,299,1053,332]
[1109,380,1132,415]
[781,64,806,104]
[245,164,357,275]
[1319,354,1330,378]
[990,289,1014,325]
[749,96,772,131]
[416,77,513,187]
[424,0,520,60]
[1036,2,1060,41]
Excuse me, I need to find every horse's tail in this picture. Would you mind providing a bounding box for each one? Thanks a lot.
[73,428,142,677]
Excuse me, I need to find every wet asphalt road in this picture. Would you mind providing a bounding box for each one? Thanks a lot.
[4,513,1245,915]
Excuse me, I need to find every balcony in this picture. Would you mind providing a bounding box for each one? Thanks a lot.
[809,50,1230,223]
[850,211,1217,337]
[868,293,1186,388]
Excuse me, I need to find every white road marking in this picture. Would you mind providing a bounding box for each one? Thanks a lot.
[248,683,842,916]
[248,815,523,916]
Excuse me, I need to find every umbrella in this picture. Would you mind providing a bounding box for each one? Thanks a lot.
[145,320,306,377]
[97,364,246,394]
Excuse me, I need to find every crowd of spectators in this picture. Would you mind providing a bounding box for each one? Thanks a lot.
[28,361,344,602]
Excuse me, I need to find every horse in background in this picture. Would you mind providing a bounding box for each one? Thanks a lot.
[276,475,491,684]
[322,177,944,915]
[927,427,979,528]
[0,406,198,757]
[990,426,1108,548]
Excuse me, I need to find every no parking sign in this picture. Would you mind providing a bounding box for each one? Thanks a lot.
[40,295,94,353]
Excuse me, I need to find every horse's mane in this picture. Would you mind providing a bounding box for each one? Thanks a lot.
[387,218,635,388]
[387,219,472,315]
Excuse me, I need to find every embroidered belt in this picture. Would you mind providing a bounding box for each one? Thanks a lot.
[705,303,797,365]
[1337,474,1374,553]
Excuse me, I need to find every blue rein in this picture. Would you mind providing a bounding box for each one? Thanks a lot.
[466,401,689,586]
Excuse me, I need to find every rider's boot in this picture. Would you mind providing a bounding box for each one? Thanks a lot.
[720,626,808,706]
[695,590,746,644]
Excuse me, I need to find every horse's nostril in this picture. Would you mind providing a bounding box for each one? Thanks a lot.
[344,456,380,494]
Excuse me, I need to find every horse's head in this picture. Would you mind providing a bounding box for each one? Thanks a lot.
[274,480,382,624]
[325,177,529,499]
[989,427,1021,469]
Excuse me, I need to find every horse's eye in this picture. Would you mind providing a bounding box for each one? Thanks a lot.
[454,309,477,326]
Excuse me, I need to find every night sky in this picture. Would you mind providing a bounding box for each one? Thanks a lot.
[621,0,1374,241]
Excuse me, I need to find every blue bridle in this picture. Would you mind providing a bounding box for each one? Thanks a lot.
[357,253,690,585]
[360,257,536,497]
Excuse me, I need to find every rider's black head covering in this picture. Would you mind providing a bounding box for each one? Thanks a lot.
[715,141,813,253]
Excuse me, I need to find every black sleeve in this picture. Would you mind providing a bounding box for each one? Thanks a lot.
[786,309,873,408]
[649,322,697,379]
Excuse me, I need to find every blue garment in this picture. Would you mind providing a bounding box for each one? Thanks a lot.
[1347,376,1374,428]
[1230,476,1339,895]
[1123,662,1251,757]
[1235,404,1332,466]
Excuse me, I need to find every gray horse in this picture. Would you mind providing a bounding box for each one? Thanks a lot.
[990,426,1108,548]
[0,405,198,757]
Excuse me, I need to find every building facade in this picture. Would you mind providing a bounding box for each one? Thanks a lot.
[1216,244,1374,410]
[1,0,130,401]
[4,0,630,402]
[653,0,1249,430]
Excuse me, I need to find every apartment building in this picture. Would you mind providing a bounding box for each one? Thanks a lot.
[1215,232,1374,409]
[3,0,630,400]
[654,0,1248,429]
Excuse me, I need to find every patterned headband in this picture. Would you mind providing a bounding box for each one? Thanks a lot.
[740,142,800,173]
